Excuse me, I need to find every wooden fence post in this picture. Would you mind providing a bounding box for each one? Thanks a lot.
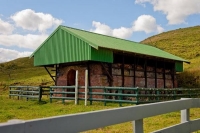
[136,87,139,105]
[75,70,78,105]
[39,86,42,102]
[85,70,88,106]
[50,87,52,103]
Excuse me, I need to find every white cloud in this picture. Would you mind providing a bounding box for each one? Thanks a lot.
[91,16,163,39]
[91,21,133,39]
[0,48,32,63]
[135,0,200,24]
[0,18,14,34]
[0,34,48,50]
[11,9,63,32]
[132,15,164,33]
[91,21,113,36]
[0,9,63,62]
[113,27,133,39]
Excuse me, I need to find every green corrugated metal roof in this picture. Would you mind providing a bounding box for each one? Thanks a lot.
[31,27,113,66]
[59,25,189,63]
[31,25,189,65]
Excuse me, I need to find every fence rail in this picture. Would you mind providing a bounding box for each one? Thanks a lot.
[9,86,50,102]
[1,98,200,133]
[49,86,200,106]
[9,85,200,105]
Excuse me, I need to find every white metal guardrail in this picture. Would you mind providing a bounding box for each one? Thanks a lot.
[0,98,200,133]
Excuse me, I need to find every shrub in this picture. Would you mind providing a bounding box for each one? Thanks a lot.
[177,70,200,88]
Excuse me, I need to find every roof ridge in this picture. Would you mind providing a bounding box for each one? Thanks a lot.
[61,25,146,45]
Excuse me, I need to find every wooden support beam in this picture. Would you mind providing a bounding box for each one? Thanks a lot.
[122,55,124,87]
[108,63,113,86]
[55,65,58,86]
[163,62,166,88]
[172,63,175,88]
[155,60,157,88]
[134,57,136,87]
[144,59,147,88]
[44,66,56,84]
[86,62,91,86]
[100,62,113,82]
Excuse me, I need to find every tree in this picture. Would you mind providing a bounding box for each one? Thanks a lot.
[0,63,17,80]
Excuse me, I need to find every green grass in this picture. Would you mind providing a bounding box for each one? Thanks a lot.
[1,89,200,133]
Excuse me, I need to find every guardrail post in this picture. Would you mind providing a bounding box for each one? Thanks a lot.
[133,119,143,133]
[75,70,79,105]
[181,98,190,123]
[181,109,190,123]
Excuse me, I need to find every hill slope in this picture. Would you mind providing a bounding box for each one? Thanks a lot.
[141,26,200,70]
[0,57,53,86]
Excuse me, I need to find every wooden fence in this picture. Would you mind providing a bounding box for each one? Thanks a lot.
[1,98,200,133]
[9,85,200,105]
[49,86,200,105]
[9,86,50,102]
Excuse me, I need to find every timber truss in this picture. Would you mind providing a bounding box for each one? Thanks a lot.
[44,65,58,85]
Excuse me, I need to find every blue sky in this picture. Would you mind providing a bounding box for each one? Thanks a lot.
[0,0,200,62]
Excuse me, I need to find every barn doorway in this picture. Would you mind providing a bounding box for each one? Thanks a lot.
[67,69,76,97]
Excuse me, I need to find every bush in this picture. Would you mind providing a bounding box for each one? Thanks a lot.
[177,70,200,88]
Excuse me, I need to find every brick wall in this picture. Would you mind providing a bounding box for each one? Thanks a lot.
[56,61,177,98]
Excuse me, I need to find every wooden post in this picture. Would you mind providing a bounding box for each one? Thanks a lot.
[144,59,147,88]
[87,62,92,105]
[172,63,175,88]
[134,57,136,87]
[75,70,78,105]
[85,70,88,106]
[163,62,166,88]
[50,87,52,103]
[9,87,11,99]
[155,60,157,88]
[39,86,42,102]
[122,54,124,87]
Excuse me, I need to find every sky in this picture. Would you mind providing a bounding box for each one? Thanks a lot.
[0,0,200,63]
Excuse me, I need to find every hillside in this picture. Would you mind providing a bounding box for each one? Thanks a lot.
[0,57,54,87]
[141,26,200,70]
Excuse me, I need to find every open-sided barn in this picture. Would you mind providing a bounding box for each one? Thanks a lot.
[31,25,189,89]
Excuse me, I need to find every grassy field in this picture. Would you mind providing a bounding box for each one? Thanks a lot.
[1,88,200,132]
